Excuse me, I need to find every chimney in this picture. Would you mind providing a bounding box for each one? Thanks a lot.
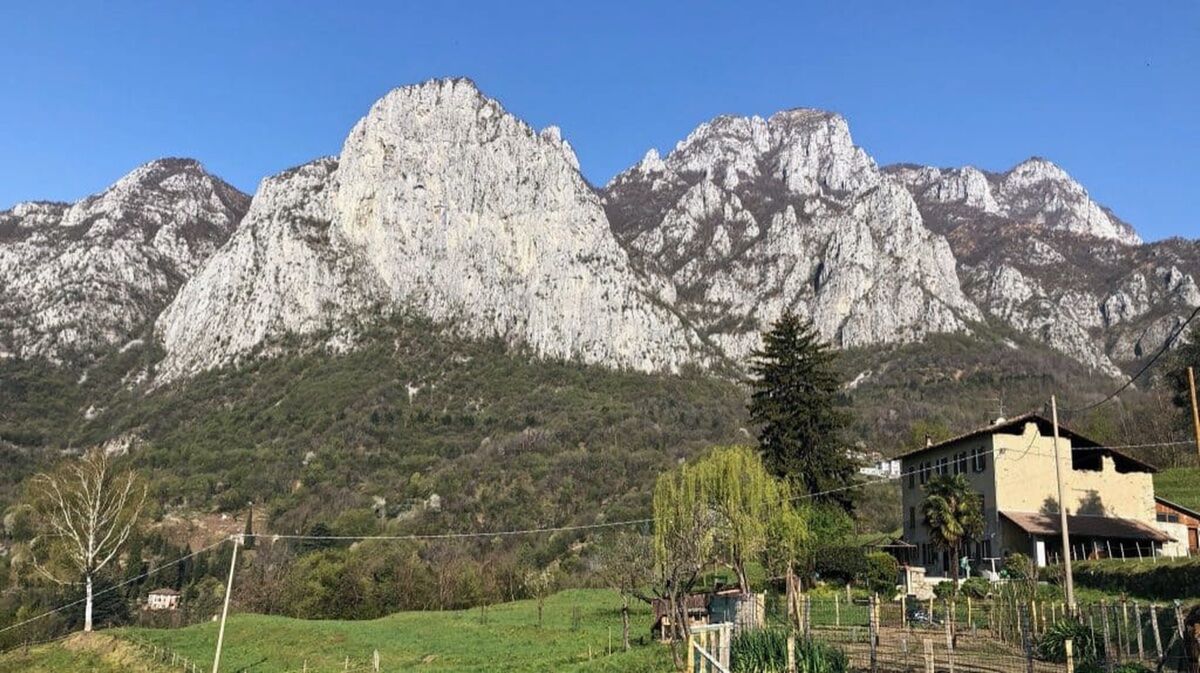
[924,434,933,448]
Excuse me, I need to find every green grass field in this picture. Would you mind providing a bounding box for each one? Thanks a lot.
[2,590,672,673]
[1155,466,1200,512]
[126,589,668,672]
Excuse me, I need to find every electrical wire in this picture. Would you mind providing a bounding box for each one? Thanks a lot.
[1063,303,1200,414]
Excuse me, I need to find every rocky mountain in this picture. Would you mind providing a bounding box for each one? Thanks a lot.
[887,160,1199,375]
[3,79,1196,384]
[601,111,981,363]
[0,159,249,365]
[155,79,702,381]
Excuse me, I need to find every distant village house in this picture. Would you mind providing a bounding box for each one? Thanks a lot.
[146,588,180,611]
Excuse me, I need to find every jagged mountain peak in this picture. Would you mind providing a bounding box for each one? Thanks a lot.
[0,159,249,363]
[155,80,701,380]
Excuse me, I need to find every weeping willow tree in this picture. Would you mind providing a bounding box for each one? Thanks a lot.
[653,445,809,662]
[693,446,804,592]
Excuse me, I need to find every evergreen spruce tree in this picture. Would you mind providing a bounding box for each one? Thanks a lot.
[748,312,858,512]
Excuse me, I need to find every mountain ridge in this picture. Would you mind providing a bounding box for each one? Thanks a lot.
[1,78,1195,384]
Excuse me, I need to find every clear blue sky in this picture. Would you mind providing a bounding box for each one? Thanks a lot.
[1,3,1196,240]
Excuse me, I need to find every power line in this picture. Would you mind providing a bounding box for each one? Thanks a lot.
[0,539,228,636]
[1064,303,1200,414]
[247,517,654,542]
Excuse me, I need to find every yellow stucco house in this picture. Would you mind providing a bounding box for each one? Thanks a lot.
[897,413,1172,577]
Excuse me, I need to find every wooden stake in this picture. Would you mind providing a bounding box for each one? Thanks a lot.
[1150,604,1163,660]
[1066,638,1075,673]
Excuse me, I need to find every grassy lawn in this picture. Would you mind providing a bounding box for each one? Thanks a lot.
[1155,467,1200,512]
[112,589,670,673]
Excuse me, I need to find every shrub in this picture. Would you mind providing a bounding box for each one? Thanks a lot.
[1003,553,1033,579]
[1037,618,1103,666]
[730,629,848,673]
[959,577,990,598]
[861,552,899,596]
[813,545,868,585]
[1069,558,1200,600]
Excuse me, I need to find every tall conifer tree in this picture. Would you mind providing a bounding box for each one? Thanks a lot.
[748,312,858,512]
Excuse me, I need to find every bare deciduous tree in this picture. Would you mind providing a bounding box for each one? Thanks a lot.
[30,449,146,632]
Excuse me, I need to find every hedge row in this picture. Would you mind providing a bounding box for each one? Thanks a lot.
[1067,558,1200,600]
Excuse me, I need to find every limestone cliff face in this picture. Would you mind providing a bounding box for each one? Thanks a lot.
[887,160,1197,375]
[156,79,700,380]
[4,80,1195,382]
[0,159,248,363]
[602,110,981,362]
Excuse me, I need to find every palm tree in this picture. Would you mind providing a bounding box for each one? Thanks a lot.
[921,473,984,598]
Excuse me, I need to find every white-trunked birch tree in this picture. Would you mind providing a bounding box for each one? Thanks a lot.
[30,448,146,632]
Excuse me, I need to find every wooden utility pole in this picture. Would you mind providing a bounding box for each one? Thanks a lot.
[1188,367,1200,460]
[212,535,241,673]
[1050,396,1076,612]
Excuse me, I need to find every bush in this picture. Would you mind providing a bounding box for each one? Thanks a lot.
[861,553,899,596]
[1069,558,1200,600]
[731,629,848,673]
[813,546,868,585]
[1037,618,1103,666]
[959,577,990,598]
[1003,553,1033,579]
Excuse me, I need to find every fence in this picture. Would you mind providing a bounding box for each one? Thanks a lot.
[767,595,1196,673]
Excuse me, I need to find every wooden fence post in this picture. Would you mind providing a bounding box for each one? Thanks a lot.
[1022,603,1036,673]
[1121,598,1131,657]
[902,594,908,629]
[787,631,797,673]
[1150,604,1163,660]
[924,639,935,673]
[835,593,841,628]
[1134,601,1145,660]
[1101,602,1114,673]
[870,593,879,673]
[720,623,732,671]
[373,649,380,672]
[687,632,695,673]
[945,607,956,673]
[1066,638,1075,673]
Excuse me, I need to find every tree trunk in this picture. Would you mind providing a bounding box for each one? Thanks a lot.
[736,563,750,595]
[622,600,630,651]
[84,574,94,632]
[537,598,544,629]
[950,546,960,646]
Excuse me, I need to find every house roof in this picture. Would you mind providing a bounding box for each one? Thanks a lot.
[1000,511,1172,543]
[149,588,181,596]
[895,412,1157,473]
[1156,496,1200,521]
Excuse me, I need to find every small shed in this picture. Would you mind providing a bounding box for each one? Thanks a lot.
[651,594,709,641]
[147,588,181,611]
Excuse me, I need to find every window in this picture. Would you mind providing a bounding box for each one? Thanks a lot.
[919,461,930,484]
[937,457,949,476]
[908,465,916,489]
[909,506,917,530]
[1157,512,1180,523]
[972,446,987,472]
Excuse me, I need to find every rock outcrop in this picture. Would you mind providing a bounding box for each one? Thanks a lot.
[0,159,248,363]
[156,79,701,380]
[602,110,981,362]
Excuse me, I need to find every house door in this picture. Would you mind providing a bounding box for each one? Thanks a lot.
[1189,527,1198,553]
[1034,539,1047,567]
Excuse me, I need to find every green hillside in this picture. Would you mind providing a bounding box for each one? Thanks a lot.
[1155,466,1200,511]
